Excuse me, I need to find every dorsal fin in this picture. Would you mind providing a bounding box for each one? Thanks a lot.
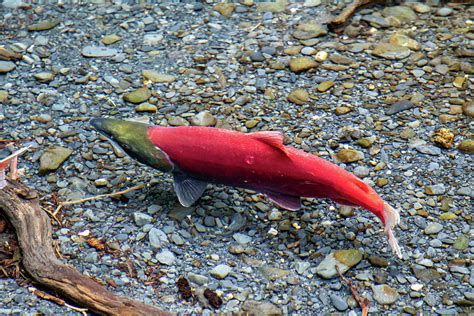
[248,131,291,158]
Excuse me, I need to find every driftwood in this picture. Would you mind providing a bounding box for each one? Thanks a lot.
[329,0,383,29]
[0,179,173,315]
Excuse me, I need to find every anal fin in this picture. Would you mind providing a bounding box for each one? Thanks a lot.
[264,191,301,211]
[173,173,208,207]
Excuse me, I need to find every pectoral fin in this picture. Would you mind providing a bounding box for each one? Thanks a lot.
[173,173,208,207]
[264,191,301,211]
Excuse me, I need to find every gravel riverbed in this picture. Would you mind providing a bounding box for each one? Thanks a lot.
[0,0,473,315]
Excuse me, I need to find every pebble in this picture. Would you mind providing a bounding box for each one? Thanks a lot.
[28,19,60,31]
[289,57,318,73]
[317,81,335,92]
[386,100,413,115]
[233,233,252,245]
[213,3,235,17]
[192,111,216,126]
[287,88,309,105]
[133,212,152,227]
[241,301,282,316]
[372,43,411,60]
[457,139,474,154]
[0,61,16,73]
[123,87,151,104]
[155,250,176,265]
[372,284,399,305]
[187,272,208,285]
[462,101,474,117]
[143,33,163,45]
[148,228,168,249]
[416,145,441,156]
[210,264,232,279]
[436,7,452,16]
[382,6,418,22]
[39,146,73,175]
[142,70,176,83]
[336,149,364,163]
[424,222,443,234]
[102,34,122,45]
[425,184,446,195]
[135,103,157,113]
[301,47,316,55]
[315,249,363,279]
[81,46,118,58]
[331,295,348,311]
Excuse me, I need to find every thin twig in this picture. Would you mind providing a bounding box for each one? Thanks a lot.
[41,206,62,226]
[248,22,261,32]
[29,287,89,315]
[53,183,145,216]
[336,265,370,316]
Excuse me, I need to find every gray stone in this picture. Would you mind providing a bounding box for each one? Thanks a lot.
[156,250,176,265]
[386,100,413,115]
[148,228,168,248]
[210,264,232,279]
[187,272,209,285]
[372,284,399,305]
[81,46,118,58]
[143,33,163,45]
[233,232,252,245]
[134,212,152,227]
[424,222,443,234]
[0,61,16,73]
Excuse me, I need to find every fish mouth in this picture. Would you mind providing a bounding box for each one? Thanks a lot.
[90,118,112,138]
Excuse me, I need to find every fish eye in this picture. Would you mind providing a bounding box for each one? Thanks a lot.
[122,144,130,150]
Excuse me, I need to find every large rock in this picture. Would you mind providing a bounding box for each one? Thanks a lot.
[39,146,73,175]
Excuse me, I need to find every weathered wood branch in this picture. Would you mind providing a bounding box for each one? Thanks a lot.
[329,0,384,29]
[0,180,173,316]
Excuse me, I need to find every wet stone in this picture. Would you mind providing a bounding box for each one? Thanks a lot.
[289,57,318,73]
[372,43,411,60]
[372,284,399,305]
[331,295,348,311]
[386,100,413,115]
[156,250,176,265]
[0,61,16,73]
[287,88,309,105]
[210,264,232,279]
[81,46,118,58]
[39,146,73,175]
[315,249,363,279]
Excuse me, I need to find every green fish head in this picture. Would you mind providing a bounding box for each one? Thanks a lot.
[90,118,173,172]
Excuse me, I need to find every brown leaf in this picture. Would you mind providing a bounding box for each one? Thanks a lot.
[204,288,222,309]
[176,276,192,299]
[86,238,105,251]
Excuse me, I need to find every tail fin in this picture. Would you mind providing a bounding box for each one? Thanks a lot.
[383,202,402,259]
